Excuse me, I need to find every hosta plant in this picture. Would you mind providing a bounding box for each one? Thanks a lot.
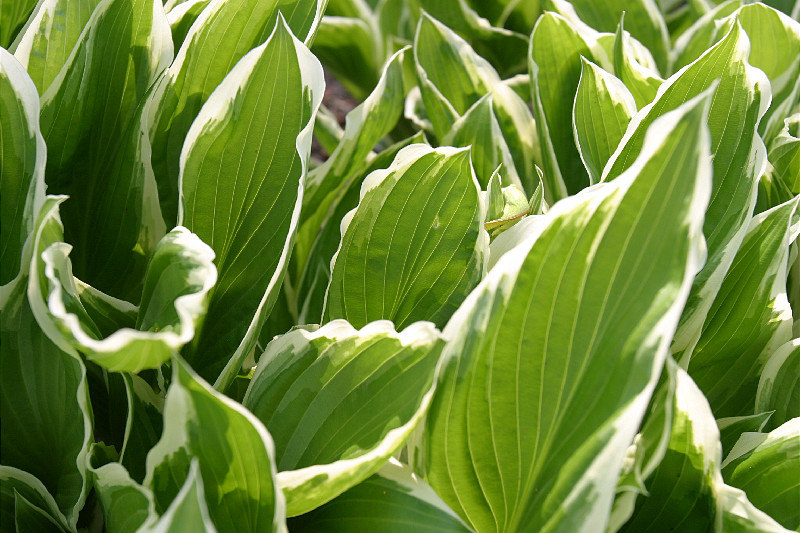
[1,0,799,532]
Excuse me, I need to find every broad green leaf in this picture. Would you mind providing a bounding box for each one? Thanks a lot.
[420,95,712,533]
[88,458,155,533]
[1,199,92,529]
[294,132,425,328]
[178,18,324,388]
[312,15,381,100]
[0,467,71,533]
[620,364,723,533]
[613,19,664,109]
[604,22,771,359]
[140,460,217,533]
[725,419,800,530]
[294,47,408,285]
[770,113,800,193]
[30,225,217,373]
[717,412,775,459]
[0,0,37,47]
[39,0,173,299]
[689,198,798,418]
[0,47,45,288]
[13,491,65,533]
[415,13,538,194]
[323,144,487,330]
[756,339,800,430]
[147,0,325,227]
[573,57,636,184]
[165,0,211,50]
[244,320,443,516]
[288,460,473,532]
[144,356,286,532]
[11,0,103,94]
[720,484,793,533]
[442,94,521,188]
[528,11,595,199]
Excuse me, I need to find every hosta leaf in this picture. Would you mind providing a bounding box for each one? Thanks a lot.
[0,48,45,288]
[573,57,636,184]
[144,356,286,532]
[442,94,521,188]
[620,362,723,532]
[294,132,425,328]
[0,0,38,47]
[420,95,712,533]
[165,0,212,50]
[613,20,664,109]
[294,47,408,285]
[140,460,217,533]
[88,457,155,533]
[30,224,217,373]
[311,15,381,100]
[244,320,443,516]
[13,491,65,533]
[725,419,800,530]
[11,0,103,95]
[717,412,774,459]
[1,199,92,529]
[39,0,173,298]
[288,460,473,532]
[179,18,323,388]
[528,11,597,199]
[415,13,538,193]
[688,198,798,418]
[756,339,800,431]
[604,22,771,358]
[564,0,670,73]
[0,467,71,533]
[671,0,742,71]
[771,113,800,194]
[323,144,487,330]
[720,484,793,533]
[147,0,325,227]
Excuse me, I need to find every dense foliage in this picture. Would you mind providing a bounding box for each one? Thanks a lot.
[1,0,799,531]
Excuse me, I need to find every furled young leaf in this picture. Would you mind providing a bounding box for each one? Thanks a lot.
[613,20,664,109]
[1,198,93,529]
[0,48,45,288]
[244,320,443,515]
[415,12,538,193]
[604,22,771,359]
[0,467,72,533]
[29,223,217,373]
[144,356,286,532]
[288,460,473,532]
[770,113,800,193]
[688,198,798,418]
[179,18,324,388]
[294,46,409,285]
[147,0,325,227]
[442,94,521,188]
[11,0,103,95]
[725,419,800,530]
[323,144,487,330]
[573,57,636,184]
[140,460,217,533]
[420,95,712,533]
[565,0,670,73]
[528,11,594,199]
[756,339,800,431]
[620,363,723,532]
[38,0,173,298]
